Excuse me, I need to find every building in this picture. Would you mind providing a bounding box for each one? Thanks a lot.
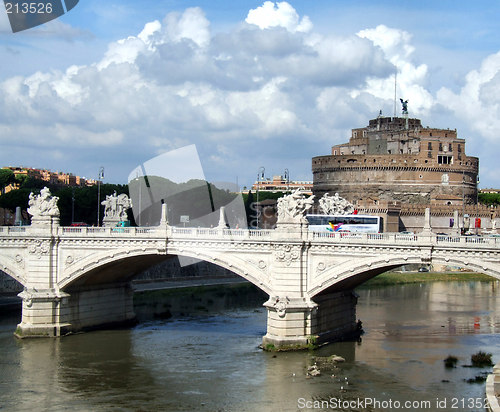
[310,115,498,233]
[251,175,313,194]
[312,115,478,206]
[1,166,97,195]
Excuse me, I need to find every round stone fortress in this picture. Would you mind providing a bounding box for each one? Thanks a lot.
[312,116,478,205]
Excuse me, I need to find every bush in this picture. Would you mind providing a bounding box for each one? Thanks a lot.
[471,351,493,367]
[444,355,458,368]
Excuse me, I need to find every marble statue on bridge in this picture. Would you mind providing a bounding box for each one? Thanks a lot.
[277,189,315,224]
[27,187,60,218]
[102,192,132,226]
[319,193,354,215]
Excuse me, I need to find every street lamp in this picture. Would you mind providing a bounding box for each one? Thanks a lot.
[284,168,289,193]
[71,187,75,224]
[476,175,480,234]
[256,166,265,228]
[97,166,104,227]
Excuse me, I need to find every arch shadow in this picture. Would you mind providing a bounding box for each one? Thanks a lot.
[310,255,500,297]
[0,257,26,289]
[59,249,272,296]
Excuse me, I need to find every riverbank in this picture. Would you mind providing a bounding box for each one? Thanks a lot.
[359,271,495,287]
[133,282,268,321]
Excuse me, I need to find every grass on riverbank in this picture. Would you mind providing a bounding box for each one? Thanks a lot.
[360,271,495,288]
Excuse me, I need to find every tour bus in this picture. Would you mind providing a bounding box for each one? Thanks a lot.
[306,214,382,233]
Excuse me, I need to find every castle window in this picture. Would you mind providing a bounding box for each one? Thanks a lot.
[458,153,462,160]
[430,133,432,137]
[353,131,357,138]
[400,149,403,154]
[388,150,392,154]
[333,150,337,155]
[351,150,355,154]
[449,143,452,151]
[458,144,462,153]
[428,151,432,158]
[439,143,443,151]
[438,155,453,164]
[428,142,432,150]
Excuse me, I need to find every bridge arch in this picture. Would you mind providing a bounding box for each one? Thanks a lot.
[58,248,273,295]
[0,257,26,288]
[310,254,500,297]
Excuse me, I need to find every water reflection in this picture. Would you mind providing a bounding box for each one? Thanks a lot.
[0,281,499,411]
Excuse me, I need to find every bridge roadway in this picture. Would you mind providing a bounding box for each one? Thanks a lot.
[1,221,500,349]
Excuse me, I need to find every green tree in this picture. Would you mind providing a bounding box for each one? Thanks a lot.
[0,169,15,193]
[479,192,500,206]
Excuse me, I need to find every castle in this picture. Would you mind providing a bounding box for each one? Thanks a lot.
[312,115,478,206]
[311,113,496,233]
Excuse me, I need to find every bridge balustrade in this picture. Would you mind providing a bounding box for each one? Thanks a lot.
[0,226,26,234]
[436,235,461,243]
[394,234,418,242]
[2,225,500,249]
[59,226,160,236]
[170,227,272,238]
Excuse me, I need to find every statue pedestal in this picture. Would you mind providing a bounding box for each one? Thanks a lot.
[102,217,121,228]
[273,221,308,240]
[30,216,60,234]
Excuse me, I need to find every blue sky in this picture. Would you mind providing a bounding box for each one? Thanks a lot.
[1,1,500,189]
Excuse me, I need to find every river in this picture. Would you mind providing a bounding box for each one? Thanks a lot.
[1,280,499,411]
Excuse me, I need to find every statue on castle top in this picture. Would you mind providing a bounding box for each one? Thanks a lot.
[400,98,408,115]
[319,193,354,215]
[277,189,315,224]
[102,192,132,221]
[27,187,60,218]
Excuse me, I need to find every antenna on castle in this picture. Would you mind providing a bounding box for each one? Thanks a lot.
[393,66,397,118]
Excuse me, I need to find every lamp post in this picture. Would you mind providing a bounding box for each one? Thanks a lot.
[97,166,104,227]
[462,171,465,235]
[71,187,75,224]
[256,166,265,228]
[476,175,480,235]
[284,168,289,193]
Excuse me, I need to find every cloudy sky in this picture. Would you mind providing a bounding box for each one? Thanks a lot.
[1,1,499,188]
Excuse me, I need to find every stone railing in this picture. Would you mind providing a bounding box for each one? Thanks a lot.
[0,226,27,234]
[309,231,500,247]
[2,225,500,248]
[170,227,272,238]
[59,226,160,236]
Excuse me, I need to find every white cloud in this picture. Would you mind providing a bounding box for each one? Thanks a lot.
[0,4,467,185]
[436,51,500,141]
[357,25,433,115]
[246,1,312,33]
[163,7,211,47]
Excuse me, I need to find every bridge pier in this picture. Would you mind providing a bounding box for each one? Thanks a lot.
[15,283,136,338]
[262,290,359,350]
[312,290,359,344]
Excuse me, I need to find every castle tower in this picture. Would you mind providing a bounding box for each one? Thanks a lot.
[312,116,478,205]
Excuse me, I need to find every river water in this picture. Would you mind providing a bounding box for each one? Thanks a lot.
[1,281,500,411]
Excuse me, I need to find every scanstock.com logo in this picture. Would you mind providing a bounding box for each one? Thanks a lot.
[4,0,79,33]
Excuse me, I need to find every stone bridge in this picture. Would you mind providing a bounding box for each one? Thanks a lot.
[2,190,500,349]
